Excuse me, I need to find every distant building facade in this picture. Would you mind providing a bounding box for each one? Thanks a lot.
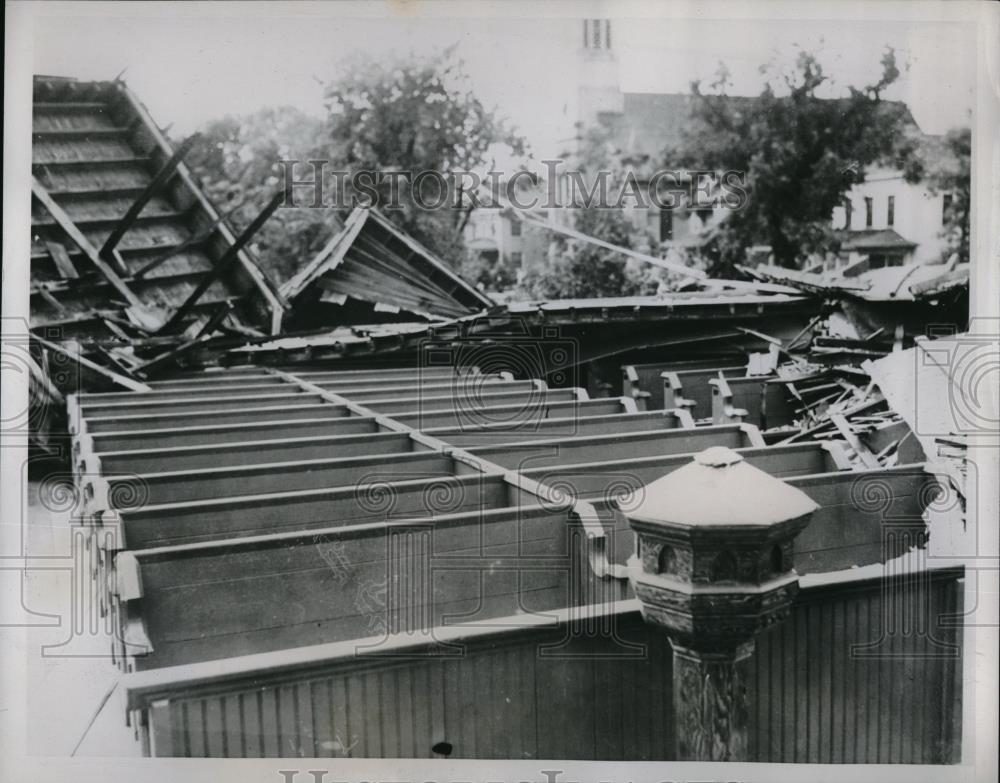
[466,19,952,280]
[830,166,951,270]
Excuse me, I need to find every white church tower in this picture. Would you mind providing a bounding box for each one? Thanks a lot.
[577,19,623,132]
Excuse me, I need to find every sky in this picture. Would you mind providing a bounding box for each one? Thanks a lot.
[27,3,976,162]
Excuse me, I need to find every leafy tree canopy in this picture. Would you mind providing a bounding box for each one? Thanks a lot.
[665,48,913,272]
[187,106,336,284]
[319,46,526,267]
[188,49,525,282]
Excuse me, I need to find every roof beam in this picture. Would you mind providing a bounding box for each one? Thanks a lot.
[99,133,200,265]
[159,186,287,333]
[31,176,146,311]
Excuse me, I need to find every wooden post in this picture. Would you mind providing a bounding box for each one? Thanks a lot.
[624,446,818,762]
[671,643,752,761]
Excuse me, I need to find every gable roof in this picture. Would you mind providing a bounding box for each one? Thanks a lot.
[840,228,919,252]
[280,206,494,322]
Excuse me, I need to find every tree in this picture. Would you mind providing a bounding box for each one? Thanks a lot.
[901,127,971,263]
[521,207,650,299]
[318,47,525,267]
[519,124,674,299]
[186,107,337,284]
[188,52,524,284]
[664,49,912,273]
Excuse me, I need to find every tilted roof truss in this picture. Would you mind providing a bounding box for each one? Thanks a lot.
[281,206,494,321]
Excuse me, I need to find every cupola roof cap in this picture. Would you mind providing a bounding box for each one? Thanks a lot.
[629,447,819,528]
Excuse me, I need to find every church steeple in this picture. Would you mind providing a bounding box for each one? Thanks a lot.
[582,19,612,52]
[577,19,623,130]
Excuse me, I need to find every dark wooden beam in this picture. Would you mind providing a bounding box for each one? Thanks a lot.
[159,186,288,334]
[31,177,147,312]
[45,240,79,279]
[99,133,200,265]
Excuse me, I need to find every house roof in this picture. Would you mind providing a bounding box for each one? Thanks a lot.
[840,229,918,251]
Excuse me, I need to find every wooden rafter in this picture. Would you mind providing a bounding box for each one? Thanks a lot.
[159,186,288,333]
[99,132,200,264]
[31,177,145,310]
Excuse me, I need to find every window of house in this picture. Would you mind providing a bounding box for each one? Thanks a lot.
[864,197,873,228]
[943,193,953,221]
[659,208,674,241]
[510,220,521,237]
[605,20,611,49]
[511,252,522,266]
[844,199,853,230]
[887,196,895,227]
[592,18,601,48]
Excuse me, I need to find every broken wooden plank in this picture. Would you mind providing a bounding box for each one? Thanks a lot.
[35,284,68,314]
[30,333,151,392]
[829,412,880,469]
[45,240,79,279]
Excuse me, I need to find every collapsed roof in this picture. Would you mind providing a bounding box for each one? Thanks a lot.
[743,257,969,305]
[280,206,495,326]
[30,76,285,342]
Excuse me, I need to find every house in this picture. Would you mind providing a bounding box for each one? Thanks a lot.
[831,165,952,269]
[461,177,551,286]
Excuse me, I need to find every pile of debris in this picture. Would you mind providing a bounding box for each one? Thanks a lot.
[740,253,969,338]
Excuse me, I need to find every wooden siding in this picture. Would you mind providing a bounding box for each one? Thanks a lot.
[749,568,962,763]
[137,568,962,762]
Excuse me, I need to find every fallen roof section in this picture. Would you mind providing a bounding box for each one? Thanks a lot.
[223,290,816,369]
[31,75,285,341]
[280,206,495,325]
[743,258,969,304]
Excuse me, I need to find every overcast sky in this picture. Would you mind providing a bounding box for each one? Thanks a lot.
[28,3,976,161]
